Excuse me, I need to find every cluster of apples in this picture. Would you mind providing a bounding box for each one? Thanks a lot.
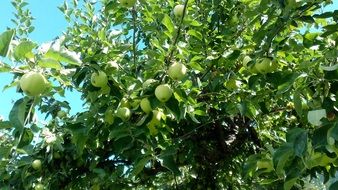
[101,61,187,125]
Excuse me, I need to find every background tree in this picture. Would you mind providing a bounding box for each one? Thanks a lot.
[0,0,337,189]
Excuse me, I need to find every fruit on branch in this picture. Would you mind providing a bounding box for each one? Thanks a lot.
[57,110,67,118]
[155,84,173,102]
[20,72,48,96]
[32,159,42,170]
[104,109,115,124]
[254,57,278,74]
[116,107,131,121]
[91,71,108,88]
[119,0,137,8]
[173,4,185,17]
[140,98,152,114]
[168,62,187,80]
[34,184,44,190]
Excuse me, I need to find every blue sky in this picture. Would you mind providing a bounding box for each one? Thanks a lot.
[0,1,337,120]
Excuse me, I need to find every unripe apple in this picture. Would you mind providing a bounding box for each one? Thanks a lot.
[20,72,48,96]
[35,184,44,190]
[119,0,137,7]
[116,107,131,121]
[255,58,272,74]
[32,159,42,170]
[57,110,67,118]
[173,4,185,17]
[155,84,173,102]
[140,98,152,114]
[151,110,162,125]
[104,109,115,125]
[168,62,187,80]
[91,71,108,88]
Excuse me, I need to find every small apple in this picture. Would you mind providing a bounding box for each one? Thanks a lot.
[20,72,48,96]
[155,84,173,102]
[151,110,162,125]
[173,4,185,17]
[35,184,44,190]
[57,110,67,118]
[91,184,100,190]
[91,71,108,88]
[140,98,152,114]
[119,0,137,7]
[32,159,42,170]
[104,109,115,125]
[168,62,187,80]
[255,58,272,74]
[225,79,240,90]
[120,98,130,108]
[116,107,131,121]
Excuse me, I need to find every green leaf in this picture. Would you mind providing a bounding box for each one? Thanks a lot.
[0,121,12,129]
[131,156,152,176]
[0,29,15,57]
[165,96,181,121]
[9,98,28,130]
[293,91,303,117]
[162,155,181,176]
[329,180,338,190]
[307,109,326,126]
[67,123,89,156]
[284,177,297,190]
[187,30,202,41]
[44,48,81,66]
[320,64,338,71]
[162,14,175,35]
[37,58,61,69]
[13,40,36,60]
[273,143,294,176]
[286,128,307,157]
[17,128,34,148]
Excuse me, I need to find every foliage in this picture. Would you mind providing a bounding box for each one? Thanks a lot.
[0,0,338,189]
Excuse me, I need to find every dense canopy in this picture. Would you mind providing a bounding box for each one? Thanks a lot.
[0,0,338,189]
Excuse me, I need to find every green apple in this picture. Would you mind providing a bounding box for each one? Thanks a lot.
[119,0,137,7]
[116,107,131,121]
[173,4,185,17]
[91,71,108,88]
[120,98,130,108]
[225,78,241,90]
[20,72,48,96]
[140,98,152,114]
[151,110,162,125]
[155,84,173,102]
[104,109,115,124]
[32,159,41,170]
[57,110,67,118]
[168,62,187,80]
[35,184,44,190]
[255,58,271,74]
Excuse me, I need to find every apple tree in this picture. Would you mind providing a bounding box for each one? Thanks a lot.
[0,0,337,189]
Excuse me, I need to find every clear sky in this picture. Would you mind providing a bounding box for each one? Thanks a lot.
[0,1,337,120]
[0,0,83,119]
